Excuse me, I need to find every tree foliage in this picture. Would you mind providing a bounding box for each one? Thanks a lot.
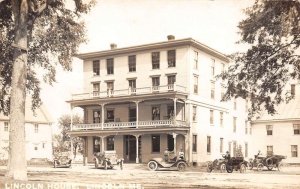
[0,0,94,115]
[221,0,300,117]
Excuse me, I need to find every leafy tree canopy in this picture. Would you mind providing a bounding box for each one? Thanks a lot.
[221,0,300,118]
[0,0,94,115]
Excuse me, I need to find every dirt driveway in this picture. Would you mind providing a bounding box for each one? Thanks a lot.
[0,164,300,189]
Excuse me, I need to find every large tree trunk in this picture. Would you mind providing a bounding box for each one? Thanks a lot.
[6,0,28,181]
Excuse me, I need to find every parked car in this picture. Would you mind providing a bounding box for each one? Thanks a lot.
[94,150,124,170]
[147,150,187,171]
[53,152,72,168]
[206,157,226,173]
[248,153,287,171]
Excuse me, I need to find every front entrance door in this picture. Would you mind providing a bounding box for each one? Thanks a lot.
[124,135,141,162]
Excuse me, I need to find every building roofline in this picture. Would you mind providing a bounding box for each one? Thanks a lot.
[75,38,230,62]
[251,118,300,124]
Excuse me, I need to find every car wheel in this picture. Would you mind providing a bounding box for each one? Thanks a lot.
[257,163,264,171]
[240,164,246,173]
[247,162,253,170]
[226,164,233,173]
[206,162,213,173]
[266,158,274,171]
[177,162,187,172]
[220,163,226,173]
[147,161,158,171]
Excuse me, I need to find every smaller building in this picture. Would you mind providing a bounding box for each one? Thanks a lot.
[251,83,300,164]
[0,100,53,161]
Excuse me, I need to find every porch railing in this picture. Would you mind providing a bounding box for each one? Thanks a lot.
[72,120,188,131]
[71,84,187,100]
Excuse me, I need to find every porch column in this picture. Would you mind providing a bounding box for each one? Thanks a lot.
[83,136,88,166]
[83,106,87,124]
[100,103,106,130]
[100,136,106,152]
[172,133,177,155]
[173,98,177,121]
[135,101,139,128]
[184,134,189,162]
[135,135,140,163]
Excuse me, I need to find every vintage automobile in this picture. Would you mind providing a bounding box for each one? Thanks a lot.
[53,152,72,168]
[94,150,124,170]
[225,156,248,173]
[147,150,187,171]
[206,157,226,173]
[248,153,287,171]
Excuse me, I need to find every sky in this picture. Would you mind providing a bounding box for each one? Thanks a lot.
[40,0,253,125]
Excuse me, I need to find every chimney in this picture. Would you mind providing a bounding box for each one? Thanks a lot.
[110,43,117,49]
[167,35,175,41]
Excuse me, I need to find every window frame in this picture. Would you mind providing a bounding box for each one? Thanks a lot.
[207,136,211,153]
[106,136,115,151]
[193,50,198,70]
[210,110,214,125]
[167,50,176,67]
[106,58,114,75]
[4,122,9,132]
[193,75,198,94]
[192,106,197,122]
[192,135,197,152]
[233,117,237,133]
[220,137,224,153]
[293,124,300,135]
[266,125,273,136]
[291,145,298,157]
[93,60,100,76]
[210,81,215,99]
[128,55,136,72]
[34,124,39,133]
[151,52,160,69]
[151,134,160,153]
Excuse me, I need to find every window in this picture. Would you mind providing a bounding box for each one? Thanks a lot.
[106,110,114,122]
[192,135,197,152]
[106,58,114,75]
[291,145,298,157]
[233,141,237,157]
[107,81,114,96]
[266,125,273,135]
[152,77,160,91]
[221,63,225,73]
[193,75,198,94]
[34,146,38,151]
[291,84,295,96]
[245,142,248,158]
[220,112,223,127]
[211,81,215,99]
[193,51,198,69]
[93,60,100,76]
[294,124,300,135]
[228,142,232,155]
[4,122,8,132]
[128,79,136,93]
[167,50,176,67]
[34,124,39,133]
[234,98,237,110]
[211,58,215,77]
[93,110,101,123]
[207,136,211,153]
[210,110,214,125]
[128,55,136,72]
[267,145,273,156]
[221,86,225,100]
[93,83,100,96]
[192,106,197,122]
[167,135,174,151]
[152,52,160,69]
[233,117,237,133]
[93,137,100,153]
[152,135,160,153]
[152,106,160,120]
[245,121,248,134]
[106,136,114,150]
[220,138,224,153]
[167,75,176,88]
[167,106,174,119]
[42,143,45,149]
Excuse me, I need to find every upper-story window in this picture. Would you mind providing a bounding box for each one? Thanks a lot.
[210,81,215,100]
[152,106,160,120]
[220,112,224,127]
[207,136,211,153]
[211,58,215,78]
[128,79,136,93]
[291,84,295,96]
[106,58,114,75]
[106,110,114,122]
[152,77,160,91]
[193,75,198,94]
[107,81,114,96]
[167,50,176,67]
[93,110,101,123]
[291,145,298,157]
[233,117,237,132]
[192,106,197,122]
[266,125,273,135]
[93,83,100,96]
[93,60,100,76]
[221,86,225,100]
[293,124,300,135]
[34,124,39,133]
[245,121,248,134]
[234,98,237,110]
[192,135,197,152]
[221,63,225,73]
[4,122,9,132]
[128,55,136,72]
[167,105,174,119]
[220,138,224,153]
[167,75,176,90]
[210,110,214,125]
[193,51,198,70]
[152,52,160,69]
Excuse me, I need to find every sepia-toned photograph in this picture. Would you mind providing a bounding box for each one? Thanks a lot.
[0,0,299,188]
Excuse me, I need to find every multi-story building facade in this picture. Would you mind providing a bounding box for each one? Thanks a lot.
[0,101,53,161]
[250,83,300,164]
[68,36,249,164]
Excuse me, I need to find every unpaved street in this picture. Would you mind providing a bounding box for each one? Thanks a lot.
[0,164,300,189]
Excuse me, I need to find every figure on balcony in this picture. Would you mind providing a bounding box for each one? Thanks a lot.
[152,107,160,120]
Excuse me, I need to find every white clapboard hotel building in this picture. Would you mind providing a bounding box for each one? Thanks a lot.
[68,36,250,164]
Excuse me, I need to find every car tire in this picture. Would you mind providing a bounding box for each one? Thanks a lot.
[177,162,187,172]
[226,164,233,173]
[220,163,226,173]
[247,162,253,170]
[257,163,264,171]
[240,164,246,173]
[266,158,274,171]
[206,162,213,173]
[147,161,158,171]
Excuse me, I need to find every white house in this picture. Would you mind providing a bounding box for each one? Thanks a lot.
[68,36,249,164]
[0,100,53,161]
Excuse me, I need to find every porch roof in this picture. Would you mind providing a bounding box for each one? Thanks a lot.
[68,126,189,137]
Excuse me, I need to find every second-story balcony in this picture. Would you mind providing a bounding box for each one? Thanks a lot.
[71,119,188,131]
[71,84,186,101]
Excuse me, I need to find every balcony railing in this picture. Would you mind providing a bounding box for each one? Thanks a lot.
[71,84,186,100]
[72,120,188,131]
